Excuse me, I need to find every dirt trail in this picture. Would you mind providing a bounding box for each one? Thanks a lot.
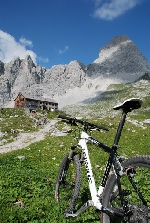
[0,119,60,154]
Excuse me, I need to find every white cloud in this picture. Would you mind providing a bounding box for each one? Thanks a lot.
[19,36,33,47]
[93,0,103,7]
[38,56,49,63]
[93,0,142,20]
[59,46,69,54]
[0,30,36,63]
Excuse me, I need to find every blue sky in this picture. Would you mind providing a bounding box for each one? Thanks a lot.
[0,0,150,69]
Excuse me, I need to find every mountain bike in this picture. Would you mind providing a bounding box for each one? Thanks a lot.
[55,98,150,223]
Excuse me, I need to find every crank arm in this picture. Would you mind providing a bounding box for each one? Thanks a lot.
[65,200,94,218]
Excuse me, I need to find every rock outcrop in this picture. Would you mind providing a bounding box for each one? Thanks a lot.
[42,60,86,96]
[87,35,149,80]
[0,35,149,108]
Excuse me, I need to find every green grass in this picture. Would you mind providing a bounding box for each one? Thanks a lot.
[62,80,150,118]
[0,108,37,143]
[0,80,150,222]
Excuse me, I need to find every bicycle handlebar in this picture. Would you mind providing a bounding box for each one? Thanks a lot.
[58,115,109,131]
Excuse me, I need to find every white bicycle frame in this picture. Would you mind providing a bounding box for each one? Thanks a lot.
[78,131,105,210]
[66,130,114,218]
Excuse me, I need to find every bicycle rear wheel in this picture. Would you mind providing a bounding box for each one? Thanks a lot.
[101,155,150,223]
[55,153,81,214]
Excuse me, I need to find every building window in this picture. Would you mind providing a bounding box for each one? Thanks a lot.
[20,98,24,101]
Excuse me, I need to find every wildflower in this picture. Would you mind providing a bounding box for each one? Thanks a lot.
[14,200,24,208]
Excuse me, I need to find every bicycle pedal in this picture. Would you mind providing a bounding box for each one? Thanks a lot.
[64,212,76,218]
[122,190,131,196]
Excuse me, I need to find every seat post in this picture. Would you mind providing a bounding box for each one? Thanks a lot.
[113,111,127,148]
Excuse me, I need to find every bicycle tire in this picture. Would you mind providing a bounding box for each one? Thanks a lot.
[55,153,81,214]
[101,155,150,223]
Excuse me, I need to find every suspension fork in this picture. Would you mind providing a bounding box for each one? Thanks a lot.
[68,145,79,159]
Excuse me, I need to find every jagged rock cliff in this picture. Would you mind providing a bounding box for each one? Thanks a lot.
[42,60,86,96]
[94,35,148,72]
[0,35,149,108]
[87,35,149,79]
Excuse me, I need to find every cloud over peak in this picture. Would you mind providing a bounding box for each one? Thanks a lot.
[19,36,33,47]
[93,0,142,20]
[0,30,49,65]
[0,30,37,63]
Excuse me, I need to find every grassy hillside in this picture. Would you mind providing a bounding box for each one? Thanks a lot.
[0,108,37,144]
[62,79,150,118]
[0,80,150,222]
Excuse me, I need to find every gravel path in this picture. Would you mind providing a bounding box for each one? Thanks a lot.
[0,119,60,154]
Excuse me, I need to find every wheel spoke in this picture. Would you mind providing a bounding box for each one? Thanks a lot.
[102,156,150,223]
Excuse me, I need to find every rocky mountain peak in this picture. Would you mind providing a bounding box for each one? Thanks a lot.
[104,35,130,48]
[86,35,149,77]
[42,60,86,98]
[25,54,32,61]
[20,54,35,71]
[0,35,149,108]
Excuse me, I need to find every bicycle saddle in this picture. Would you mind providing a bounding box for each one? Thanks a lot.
[113,98,142,112]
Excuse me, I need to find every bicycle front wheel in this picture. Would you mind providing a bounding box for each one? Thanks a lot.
[55,153,81,214]
[101,155,150,223]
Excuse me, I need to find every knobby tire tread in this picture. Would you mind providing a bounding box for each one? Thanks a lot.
[101,155,150,223]
[55,153,81,214]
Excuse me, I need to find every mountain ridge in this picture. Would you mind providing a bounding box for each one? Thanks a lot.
[0,35,149,108]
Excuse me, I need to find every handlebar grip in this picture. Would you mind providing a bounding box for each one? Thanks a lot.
[58,115,74,121]
[58,115,109,131]
[58,114,68,119]
[97,125,109,131]
[88,123,109,131]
